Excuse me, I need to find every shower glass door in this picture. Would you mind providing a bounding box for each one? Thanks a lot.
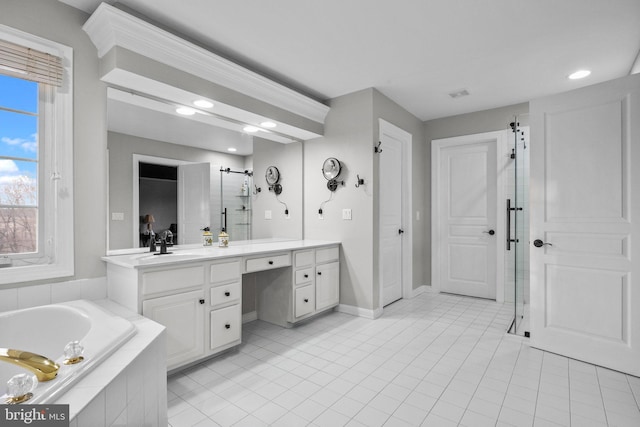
[509,120,530,336]
[220,168,253,242]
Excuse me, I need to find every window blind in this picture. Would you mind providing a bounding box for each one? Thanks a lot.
[0,39,63,87]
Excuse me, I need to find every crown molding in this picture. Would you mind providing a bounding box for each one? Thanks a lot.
[83,3,329,124]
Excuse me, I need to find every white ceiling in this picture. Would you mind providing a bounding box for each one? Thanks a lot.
[64,0,640,122]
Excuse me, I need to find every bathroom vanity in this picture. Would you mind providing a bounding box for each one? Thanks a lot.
[102,240,340,371]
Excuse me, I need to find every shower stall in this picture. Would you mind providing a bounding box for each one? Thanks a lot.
[507,119,530,336]
[220,167,253,242]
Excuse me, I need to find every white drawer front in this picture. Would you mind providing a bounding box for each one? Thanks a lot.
[210,282,241,307]
[245,253,291,273]
[210,304,241,349]
[142,265,204,296]
[294,250,314,268]
[210,260,241,284]
[316,246,339,264]
[295,268,313,285]
[295,285,315,318]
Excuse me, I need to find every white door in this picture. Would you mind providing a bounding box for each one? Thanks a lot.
[530,73,640,376]
[434,133,501,299]
[316,261,340,311]
[177,163,210,244]
[380,126,404,306]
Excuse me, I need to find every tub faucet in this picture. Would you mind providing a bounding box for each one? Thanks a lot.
[0,348,60,382]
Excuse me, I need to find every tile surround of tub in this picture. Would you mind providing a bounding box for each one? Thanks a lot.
[0,276,107,311]
[59,299,168,426]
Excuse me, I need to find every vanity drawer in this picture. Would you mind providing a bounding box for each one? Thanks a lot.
[210,304,241,350]
[295,268,314,285]
[245,253,291,273]
[294,285,315,318]
[141,265,204,296]
[316,246,339,264]
[210,282,241,307]
[210,260,241,284]
[294,250,314,268]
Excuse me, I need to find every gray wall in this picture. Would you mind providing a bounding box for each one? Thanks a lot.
[0,0,106,288]
[108,131,246,250]
[252,138,304,240]
[305,89,376,309]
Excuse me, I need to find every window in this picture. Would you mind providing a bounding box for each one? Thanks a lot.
[0,25,73,284]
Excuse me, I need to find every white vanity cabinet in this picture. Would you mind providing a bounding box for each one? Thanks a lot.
[104,240,340,371]
[258,245,340,327]
[208,260,242,353]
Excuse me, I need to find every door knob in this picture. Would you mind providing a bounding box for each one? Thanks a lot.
[483,230,495,236]
[533,239,552,247]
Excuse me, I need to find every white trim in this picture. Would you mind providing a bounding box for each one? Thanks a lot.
[378,119,413,311]
[336,304,383,319]
[0,26,74,285]
[431,130,507,302]
[132,154,189,248]
[82,3,330,124]
[242,311,258,324]
[410,285,432,298]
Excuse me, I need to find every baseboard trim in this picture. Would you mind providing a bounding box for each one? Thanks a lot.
[410,285,433,298]
[336,304,383,319]
[242,311,258,324]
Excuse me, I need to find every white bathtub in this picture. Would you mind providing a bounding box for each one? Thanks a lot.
[0,300,136,404]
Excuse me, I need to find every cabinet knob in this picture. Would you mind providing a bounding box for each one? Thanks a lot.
[304,274,309,278]
[304,298,309,303]
[317,271,322,276]
[225,324,231,329]
[268,260,274,265]
[224,291,231,297]
[199,299,205,304]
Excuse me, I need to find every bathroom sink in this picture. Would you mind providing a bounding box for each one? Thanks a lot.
[136,252,201,264]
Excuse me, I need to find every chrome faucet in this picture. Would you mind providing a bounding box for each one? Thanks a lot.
[0,348,60,382]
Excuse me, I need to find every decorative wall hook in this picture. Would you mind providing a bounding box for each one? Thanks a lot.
[253,185,262,195]
[355,175,365,188]
[374,141,383,153]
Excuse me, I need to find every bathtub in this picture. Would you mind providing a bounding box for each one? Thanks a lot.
[0,300,136,404]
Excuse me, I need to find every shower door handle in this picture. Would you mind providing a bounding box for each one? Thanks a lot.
[506,199,520,250]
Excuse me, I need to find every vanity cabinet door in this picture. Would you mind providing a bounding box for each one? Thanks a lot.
[210,304,241,350]
[142,289,205,370]
[295,285,315,318]
[315,261,339,311]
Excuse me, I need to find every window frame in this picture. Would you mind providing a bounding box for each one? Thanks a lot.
[0,25,74,285]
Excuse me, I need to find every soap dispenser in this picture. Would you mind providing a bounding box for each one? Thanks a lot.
[202,227,213,246]
[218,228,229,247]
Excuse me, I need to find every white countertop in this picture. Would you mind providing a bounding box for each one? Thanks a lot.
[102,239,340,269]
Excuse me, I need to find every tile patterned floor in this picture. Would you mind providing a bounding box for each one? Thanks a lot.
[167,292,640,426]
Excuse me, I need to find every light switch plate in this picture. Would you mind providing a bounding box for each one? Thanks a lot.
[111,212,124,221]
[342,209,352,220]
[264,210,272,220]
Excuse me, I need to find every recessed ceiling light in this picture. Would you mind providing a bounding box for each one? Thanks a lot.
[227,148,237,152]
[193,99,214,108]
[568,70,591,80]
[449,89,470,99]
[243,126,259,133]
[260,121,277,128]
[176,106,196,115]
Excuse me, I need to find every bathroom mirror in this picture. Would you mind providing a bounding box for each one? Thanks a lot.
[106,88,304,252]
[322,157,342,180]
